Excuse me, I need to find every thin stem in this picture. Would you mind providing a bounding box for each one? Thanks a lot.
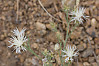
[64,21,70,49]
[63,10,70,49]
[77,58,79,66]
[26,37,42,60]
[27,37,31,49]
[26,47,42,60]
[76,0,80,9]
[64,63,68,66]
[64,23,78,46]
[68,23,78,38]
[66,10,68,23]
[56,34,63,66]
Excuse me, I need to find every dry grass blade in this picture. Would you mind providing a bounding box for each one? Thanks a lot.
[38,0,62,22]
[76,58,79,66]
[87,36,99,66]
[16,0,19,23]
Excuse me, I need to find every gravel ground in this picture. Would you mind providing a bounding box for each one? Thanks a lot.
[0,0,99,66]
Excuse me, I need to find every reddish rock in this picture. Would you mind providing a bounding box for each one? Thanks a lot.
[89,57,95,63]
[91,62,98,66]
[83,62,90,66]
[94,38,99,44]
[35,22,46,30]
[82,48,93,58]
[73,62,83,66]
[95,49,99,55]
[77,44,86,51]
[40,0,54,7]
[82,58,88,62]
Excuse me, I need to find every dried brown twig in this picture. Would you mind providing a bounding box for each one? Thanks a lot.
[87,36,99,66]
[38,0,62,22]
[16,0,19,23]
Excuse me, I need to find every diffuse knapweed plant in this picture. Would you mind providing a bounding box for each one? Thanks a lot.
[42,0,88,65]
[8,0,89,66]
[41,4,88,65]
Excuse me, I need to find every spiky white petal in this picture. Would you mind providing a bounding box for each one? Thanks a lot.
[62,45,79,62]
[70,7,88,24]
[8,28,27,53]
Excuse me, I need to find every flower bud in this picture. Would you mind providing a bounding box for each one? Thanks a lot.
[55,43,60,50]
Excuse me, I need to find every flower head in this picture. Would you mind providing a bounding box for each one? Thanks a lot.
[8,28,27,53]
[62,45,79,62]
[55,43,60,50]
[70,7,88,24]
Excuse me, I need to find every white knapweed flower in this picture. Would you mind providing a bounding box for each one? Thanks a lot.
[8,28,27,53]
[55,43,60,50]
[62,45,79,62]
[70,7,88,24]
